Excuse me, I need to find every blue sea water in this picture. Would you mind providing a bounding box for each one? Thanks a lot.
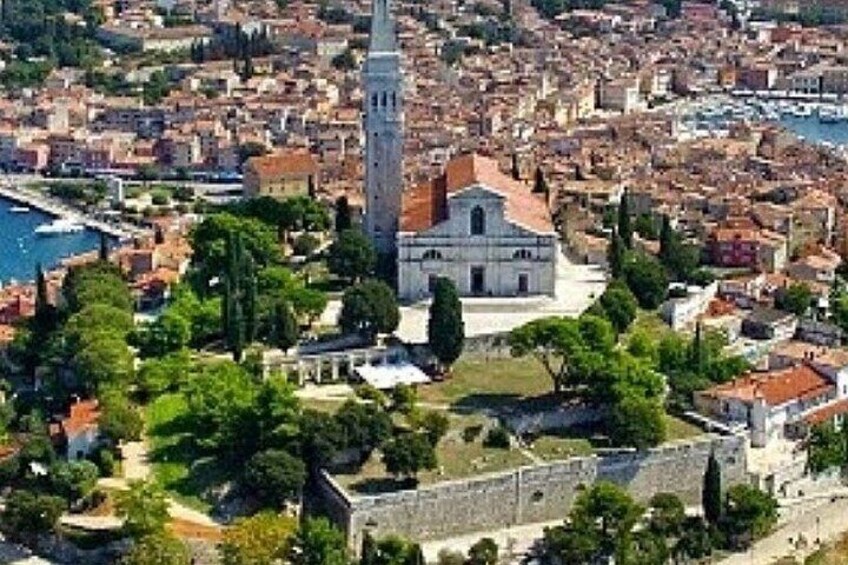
[0,197,102,284]
[779,115,848,146]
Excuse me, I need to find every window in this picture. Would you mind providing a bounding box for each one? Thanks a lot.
[422,249,442,260]
[428,275,438,293]
[513,249,532,260]
[518,274,529,294]
[471,266,485,294]
[392,92,397,108]
[371,94,377,108]
[382,92,387,106]
[470,206,485,235]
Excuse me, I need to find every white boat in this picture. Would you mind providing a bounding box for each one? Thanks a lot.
[35,218,84,235]
[9,206,30,213]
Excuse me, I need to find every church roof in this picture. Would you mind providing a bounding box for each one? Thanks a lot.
[368,0,397,53]
[400,153,555,235]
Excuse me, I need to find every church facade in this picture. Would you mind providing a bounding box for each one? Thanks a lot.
[397,154,559,301]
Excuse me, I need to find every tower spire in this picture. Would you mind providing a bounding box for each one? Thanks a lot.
[369,0,397,53]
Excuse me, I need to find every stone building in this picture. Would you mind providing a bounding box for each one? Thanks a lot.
[243,150,318,200]
[396,153,558,301]
[362,0,404,253]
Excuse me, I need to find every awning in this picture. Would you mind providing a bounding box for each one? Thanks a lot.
[354,362,430,390]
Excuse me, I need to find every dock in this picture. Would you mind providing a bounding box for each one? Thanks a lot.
[0,184,145,240]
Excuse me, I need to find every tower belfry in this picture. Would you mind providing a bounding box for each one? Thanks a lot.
[363,0,404,253]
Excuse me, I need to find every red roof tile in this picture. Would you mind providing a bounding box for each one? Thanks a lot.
[705,364,832,407]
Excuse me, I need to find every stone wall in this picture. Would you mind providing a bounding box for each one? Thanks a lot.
[317,433,747,550]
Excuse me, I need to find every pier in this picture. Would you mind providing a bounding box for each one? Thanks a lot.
[0,184,145,240]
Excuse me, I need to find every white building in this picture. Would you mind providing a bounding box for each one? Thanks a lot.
[695,362,848,448]
[397,153,558,301]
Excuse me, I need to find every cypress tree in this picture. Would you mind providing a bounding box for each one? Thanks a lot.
[272,302,298,353]
[35,264,49,319]
[427,277,465,373]
[533,166,548,195]
[243,256,257,344]
[608,229,625,280]
[360,531,378,565]
[99,232,110,262]
[690,321,705,376]
[405,543,425,565]
[335,195,352,232]
[511,152,520,180]
[230,301,245,362]
[618,190,633,249]
[703,452,723,525]
[659,214,673,266]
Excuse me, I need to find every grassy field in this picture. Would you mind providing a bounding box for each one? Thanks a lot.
[145,393,231,513]
[334,412,533,494]
[664,414,705,442]
[416,354,553,410]
[528,434,594,462]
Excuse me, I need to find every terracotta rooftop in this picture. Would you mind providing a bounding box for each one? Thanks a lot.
[400,153,554,234]
[804,398,848,426]
[61,400,100,437]
[245,150,318,178]
[703,364,832,407]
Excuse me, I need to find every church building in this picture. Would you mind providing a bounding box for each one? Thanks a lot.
[396,153,559,301]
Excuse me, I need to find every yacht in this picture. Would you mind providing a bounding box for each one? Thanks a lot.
[35,218,84,235]
[9,206,30,213]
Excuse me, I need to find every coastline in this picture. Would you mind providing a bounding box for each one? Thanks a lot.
[0,184,140,240]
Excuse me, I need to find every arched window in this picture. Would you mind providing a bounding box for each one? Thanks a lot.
[470,206,485,235]
[513,249,533,260]
[382,92,387,106]
[371,94,378,108]
[422,249,443,260]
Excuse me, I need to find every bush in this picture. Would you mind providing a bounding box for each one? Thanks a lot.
[355,384,388,407]
[463,424,483,443]
[483,426,511,449]
[292,233,320,257]
[150,190,170,206]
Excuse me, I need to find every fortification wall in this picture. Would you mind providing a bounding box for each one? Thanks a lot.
[317,433,747,550]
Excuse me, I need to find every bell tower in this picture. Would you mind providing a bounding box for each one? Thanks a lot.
[363,0,403,253]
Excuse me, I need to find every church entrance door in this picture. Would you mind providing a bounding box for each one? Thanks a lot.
[471,266,485,295]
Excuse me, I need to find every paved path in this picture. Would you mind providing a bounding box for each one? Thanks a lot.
[96,440,222,528]
[721,495,848,564]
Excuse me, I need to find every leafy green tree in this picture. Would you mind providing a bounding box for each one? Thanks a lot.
[597,282,638,334]
[244,449,306,508]
[703,452,723,526]
[390,384,417,415]
[361,531,379,565]
[115,480,169,539]
[648,492,686,537]
[509,316,584,394]
[623,253,668,309]
[220,512,298,565]
[467,537,498,564]
[335,400,392,455]
[776,282,813,317]
[608,394,665,449]
[723,484,778,548]
[634,214,658,240]
[0,490,66,542]
[382,432,437,480]
[331,48,356,71]
[328,229,377,283]
[49,460,99,503]
[137,350,193,398]
[122,532,191,565]
[74,335,134,394]
[427,277,464,372]
[675,517,713,561]
[133,310,191,358]
[62,262,131,314]
[289,516,350,565]
[99,391,144,443]
[808,423,845,474]
[339,280,399,341]
[419,410,449,447]
[190,212,280,285]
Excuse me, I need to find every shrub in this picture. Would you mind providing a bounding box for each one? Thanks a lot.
[292,233,320,257]
[483,426,511,449]
[463,424,484,443]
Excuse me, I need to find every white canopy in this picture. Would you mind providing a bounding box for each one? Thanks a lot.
[354,362,430,390]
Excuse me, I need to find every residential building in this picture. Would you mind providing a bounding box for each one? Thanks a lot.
[243,151,319,199]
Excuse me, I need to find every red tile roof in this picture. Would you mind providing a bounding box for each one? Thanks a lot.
[400,153,554,234]
[804,398,848,426]
[62,400,100,437]
[246,150,318,178]
[704,364,833,407]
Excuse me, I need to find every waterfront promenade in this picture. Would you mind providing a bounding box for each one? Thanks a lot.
[0,184,144,240]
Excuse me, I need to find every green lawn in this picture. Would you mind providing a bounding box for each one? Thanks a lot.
[334,412,532,494]
[416,354,554,410]
[528,434,594,462]
[664,414,706,442]
[145,393,232,513]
